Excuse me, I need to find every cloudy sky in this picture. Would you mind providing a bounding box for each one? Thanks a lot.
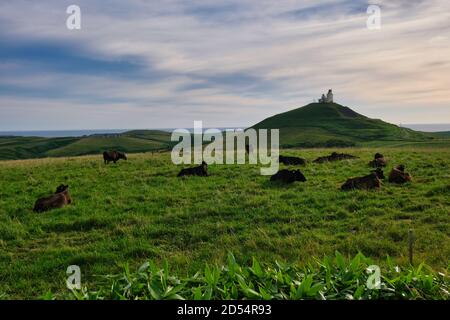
[0,0,449,130]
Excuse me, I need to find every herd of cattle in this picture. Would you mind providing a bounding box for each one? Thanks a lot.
[33,150,412,212]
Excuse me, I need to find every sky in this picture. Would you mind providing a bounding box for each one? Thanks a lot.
[0,0,449,131]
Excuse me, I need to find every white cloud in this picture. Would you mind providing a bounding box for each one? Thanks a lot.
[0,0,449,129]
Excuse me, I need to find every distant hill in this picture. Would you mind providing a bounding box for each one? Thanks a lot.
[1,103,449,161]
[251,102,435,147]
[0,130,174,160]
[433,131,450,138]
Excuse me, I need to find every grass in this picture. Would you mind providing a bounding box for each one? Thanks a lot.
[252,103,436,147]
[66,252,449,300]
[0,130,173,160]
[2,104,447,161]
[0,147,449,299]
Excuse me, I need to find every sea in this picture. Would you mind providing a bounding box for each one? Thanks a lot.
[399,124,450,132]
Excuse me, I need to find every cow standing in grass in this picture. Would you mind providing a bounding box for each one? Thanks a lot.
[103,151,127,164]
[388,165,412,184]
[177,161,209,177]
[341,168,385,191]
[33,184,72,213]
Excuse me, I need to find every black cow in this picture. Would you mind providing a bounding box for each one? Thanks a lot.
[313,152,358,163]
[177,161,209,177]
[103,150,127,164]
[270,169,306,183]
[279,155,307,166]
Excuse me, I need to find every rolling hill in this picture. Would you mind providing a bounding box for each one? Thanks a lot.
[1,102,448,161]
[251,102,436,147]
[0,130,174,160]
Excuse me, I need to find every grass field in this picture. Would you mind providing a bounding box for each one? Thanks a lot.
[0,147,449,299]
[0,130,173,160]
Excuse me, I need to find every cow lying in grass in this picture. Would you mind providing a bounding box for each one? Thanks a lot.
[270,169,306,183]
[388,165,412,184]
[279,155,307,166]
[313,152,358,163]
[177,161,209,177]
[103,150,127,164]
[369,152,388,168]
[33,184,72,212]
[341,168,385,191]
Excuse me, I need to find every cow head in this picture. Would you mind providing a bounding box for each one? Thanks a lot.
[119,152,127,160]
[372,168,385,180]
[294,170,307,182]
[55,184,69,193]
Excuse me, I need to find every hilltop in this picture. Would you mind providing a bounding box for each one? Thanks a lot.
[0,130,173,160]
[251,102,435,147]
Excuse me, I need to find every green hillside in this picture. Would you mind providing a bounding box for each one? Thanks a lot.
[0,130,173,160]
[251,102,435,147]
[0,148,449,298]
[1,104,449,161]
[433,131,450,138]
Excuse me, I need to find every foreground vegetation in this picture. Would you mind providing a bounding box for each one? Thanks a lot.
[66,252,449,300]
[0,147,449,299]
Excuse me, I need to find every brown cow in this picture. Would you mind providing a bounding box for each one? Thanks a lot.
[388,165,412,184]
[341,168,384,191]
[369,153,388,167]
[103,150,127,164]
[313,152,358,163]
[33,184,72,212]
[177,161,209,177]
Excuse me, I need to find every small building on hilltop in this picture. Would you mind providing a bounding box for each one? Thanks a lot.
[318,89,334,103]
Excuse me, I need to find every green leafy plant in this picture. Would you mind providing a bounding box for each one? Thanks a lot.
[69,252,449,300]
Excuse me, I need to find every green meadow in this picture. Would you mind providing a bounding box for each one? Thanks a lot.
[0,147,449,299]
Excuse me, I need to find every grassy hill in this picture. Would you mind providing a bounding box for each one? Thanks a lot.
[0,147,449,298]
[0,130,174,160]
[433,131,450,138]
[251,103,436,147]
[1,103,449,161]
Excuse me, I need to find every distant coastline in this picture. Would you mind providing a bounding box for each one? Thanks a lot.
[399,124,450,132]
